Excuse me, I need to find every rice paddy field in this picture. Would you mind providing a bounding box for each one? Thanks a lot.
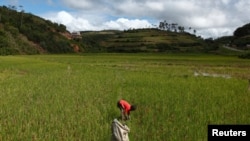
[0,53,249,141]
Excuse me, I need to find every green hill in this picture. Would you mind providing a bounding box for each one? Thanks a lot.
[81,29,218,53]
[2,4,249,55]
[214,23,250,58]
[232,23,250,49]
[0,5,81,55]
[0,5,219,55]
[215,23,250,50]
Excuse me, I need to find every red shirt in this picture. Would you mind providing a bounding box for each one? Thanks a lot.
[119,100,131,114]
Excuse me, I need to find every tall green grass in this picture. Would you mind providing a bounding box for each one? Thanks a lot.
[0,54,249,140]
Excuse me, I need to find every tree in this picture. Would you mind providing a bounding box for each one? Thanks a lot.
[164,21,170,31]
[193,29,196,35]
[159,21,165,30]
[19,5,24,28]
[8,5,17,11]
[178,26,185,32]
[169,23,178,32]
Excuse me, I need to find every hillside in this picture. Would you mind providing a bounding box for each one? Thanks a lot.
[214,23,250,58]
[215,23,250,50]
[0,5,219,55]
[81,29,218,53]
[232,23,250,50]
[0,5,81,55]
[1,4,249,55]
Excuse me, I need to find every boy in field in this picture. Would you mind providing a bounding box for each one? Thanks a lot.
[117,99,137,121]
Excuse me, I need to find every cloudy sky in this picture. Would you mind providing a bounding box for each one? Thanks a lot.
[1,0,250,38]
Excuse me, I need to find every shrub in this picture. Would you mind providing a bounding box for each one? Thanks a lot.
[238,52,250,59]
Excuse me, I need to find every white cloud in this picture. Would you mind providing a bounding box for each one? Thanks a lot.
[235,0,250,12]
[196,28,234,39]
[43,11,153,32]
[221,0,231,5]
[43,11,94,31]
[145,1,164,12]
[103,18,152,30]
[40,0,250,38]
[187,9,227,28]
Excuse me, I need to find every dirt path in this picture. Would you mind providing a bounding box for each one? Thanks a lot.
[222,45,245,52]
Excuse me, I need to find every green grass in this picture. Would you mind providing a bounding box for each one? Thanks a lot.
[0,54,249,140]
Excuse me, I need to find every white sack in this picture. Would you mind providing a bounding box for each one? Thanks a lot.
[111,119,130,141]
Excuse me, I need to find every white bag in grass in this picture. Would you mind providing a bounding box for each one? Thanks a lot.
[111,119,130,141]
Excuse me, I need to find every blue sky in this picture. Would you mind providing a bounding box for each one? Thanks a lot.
[1,0,66,14]
[1,0,250,38]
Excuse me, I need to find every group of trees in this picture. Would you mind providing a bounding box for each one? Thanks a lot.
[0,5,24,29]
[158,20,196,34]
[232,23,250,51]
[1,4,249,57]
[233,23,250,37]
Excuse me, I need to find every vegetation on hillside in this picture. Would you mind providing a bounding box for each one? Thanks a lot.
[0,5,80,55]
[215,23,250,59]
[0,5,220,55]
[0,5,249,57]
[215,23,250,50]
[81,28,219,53]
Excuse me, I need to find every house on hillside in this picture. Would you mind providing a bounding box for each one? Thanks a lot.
[71,31,82,39]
